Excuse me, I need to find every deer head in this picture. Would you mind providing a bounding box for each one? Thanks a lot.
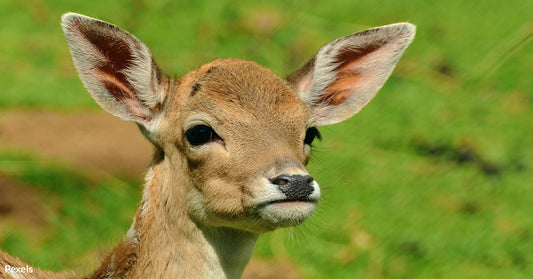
[61,12,414,236]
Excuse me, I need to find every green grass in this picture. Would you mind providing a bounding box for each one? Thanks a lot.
[1,0,532,278]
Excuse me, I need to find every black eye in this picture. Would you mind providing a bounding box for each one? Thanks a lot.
[185,125,222,146]
[304,127,321,145]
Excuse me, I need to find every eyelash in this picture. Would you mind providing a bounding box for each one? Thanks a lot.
[304,127,321,145]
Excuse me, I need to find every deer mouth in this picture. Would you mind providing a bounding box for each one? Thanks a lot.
[263,197,317,205]
[256,199,318,227]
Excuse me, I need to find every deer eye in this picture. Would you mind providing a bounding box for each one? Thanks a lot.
[304,127,321,145]
[185,125,222,146]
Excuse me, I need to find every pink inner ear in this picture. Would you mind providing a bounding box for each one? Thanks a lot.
[298,75,313,96]
[315,55,366,106]
[316,72,362,106]
[315,41,391,107]
[97,69,152,122]
[332,42,380,72]
[81,23,136,71]
[98,70,136,101]
[79,23,140,99]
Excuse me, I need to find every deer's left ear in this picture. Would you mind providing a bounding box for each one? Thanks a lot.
[288,23,415,126]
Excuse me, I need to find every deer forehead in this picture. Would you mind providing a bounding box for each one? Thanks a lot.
[170,59,312,137]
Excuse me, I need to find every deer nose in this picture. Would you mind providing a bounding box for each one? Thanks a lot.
[270,174,315,201]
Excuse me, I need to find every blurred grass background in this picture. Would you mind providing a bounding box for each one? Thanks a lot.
[0,0,532,278]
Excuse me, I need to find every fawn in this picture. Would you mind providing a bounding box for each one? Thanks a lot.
[0,12,414,279]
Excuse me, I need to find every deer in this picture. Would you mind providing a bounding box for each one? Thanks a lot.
[0,12,414,279]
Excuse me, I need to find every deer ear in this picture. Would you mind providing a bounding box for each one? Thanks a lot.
[288,23,415,126]
[61,13,164,130]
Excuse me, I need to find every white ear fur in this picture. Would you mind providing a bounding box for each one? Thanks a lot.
[61,12,164,130]
[288,23,416,126]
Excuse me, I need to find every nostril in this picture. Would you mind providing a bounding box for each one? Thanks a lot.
[270,176,290,186]
[270,174,315,201]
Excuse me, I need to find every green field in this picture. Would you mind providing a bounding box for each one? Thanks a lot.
[1,0,532,278]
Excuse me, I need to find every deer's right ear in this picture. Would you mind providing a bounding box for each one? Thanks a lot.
[61,13,164,130]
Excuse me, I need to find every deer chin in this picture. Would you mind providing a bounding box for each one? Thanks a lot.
[256,199,318,228]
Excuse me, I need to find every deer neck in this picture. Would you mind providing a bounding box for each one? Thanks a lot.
[90,153,257,279]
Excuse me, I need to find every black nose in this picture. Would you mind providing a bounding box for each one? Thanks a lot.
[270,174,315,201]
